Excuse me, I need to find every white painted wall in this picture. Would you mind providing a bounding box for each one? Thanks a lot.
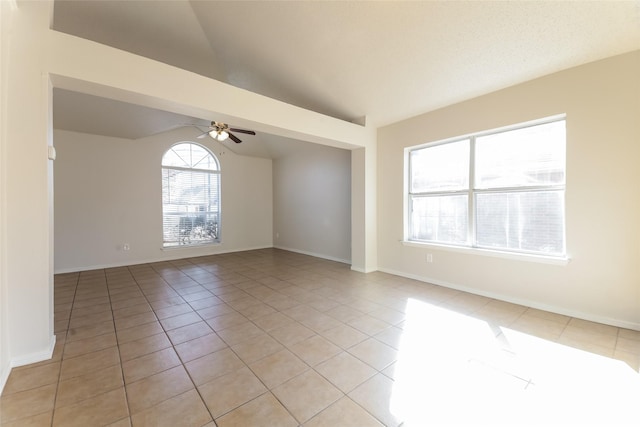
[1,1,56,395]
[53,128,273,273]
[273,143,351,263]
[378,51,640,330]
[0,0,10,393]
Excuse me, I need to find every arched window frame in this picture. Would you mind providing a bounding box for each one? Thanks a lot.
[161,142,221,247]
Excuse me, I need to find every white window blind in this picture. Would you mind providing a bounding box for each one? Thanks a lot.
[408,117,566,257]
[162,143,220,247]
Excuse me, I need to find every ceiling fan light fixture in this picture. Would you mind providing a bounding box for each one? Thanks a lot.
[209,129,229,141]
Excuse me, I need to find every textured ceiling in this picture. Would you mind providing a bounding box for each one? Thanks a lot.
[52,0,640,153]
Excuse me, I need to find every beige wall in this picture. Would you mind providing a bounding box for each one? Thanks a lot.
[378,51,640,329]
[53,129,273,272]
[273,143,351,263]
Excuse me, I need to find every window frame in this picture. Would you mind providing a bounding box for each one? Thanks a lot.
[161,142,221,248]
[405,115,568,262]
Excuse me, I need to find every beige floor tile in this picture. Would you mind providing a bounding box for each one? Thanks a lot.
[122,347,181,383]
[616,336,640,353]
[315,351,377,393]
[60,346,120,380]
[188,296,224,310]
[118,332,172,361]
[320,324,368,349]
[126,365,194,414]
[154,303,194,320]
[174,332,227,362]
[198,366,267,418]
[618,328,640,342]
[3,362,61,395]
[0,410,53,427]
[130,389,212,427]
[522,307,571,325]
[374,326,404,350]
[509,314,567,341]
[348,373,402,427]
[114,311,159,331]
[231,334,285,364]
[273,369,343,423]
[196,303,237,320]
[111,297,149,311]
[215,392,298,427]
[112,302,153,320]
[68,310,114,329]
[116,321,164,344]
[325,305,364,323]
[0,383,57,424]
[304,396,383,427]
[216,321,265,346]
[52,387,129,427]
[249,349,309,389]
[348,314,391,336]
[268,322,316,347]
[252,311,295,332]
[63,331,118,358]
[185,348,246,386]
[567,317,619,336]
[348,338,398,370]
[205,311,249,331]
[56,364,124,408]
[158,311,202,331]
[237,302,278,319]
[289,335,342,366]
[165,321,213,345]
[66,320,115,342]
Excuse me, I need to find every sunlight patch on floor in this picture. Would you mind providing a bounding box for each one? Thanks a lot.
[390,298,640,426]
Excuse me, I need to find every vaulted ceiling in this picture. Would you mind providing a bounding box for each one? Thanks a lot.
[52,0,640,155]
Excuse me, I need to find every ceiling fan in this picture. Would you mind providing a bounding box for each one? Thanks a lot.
[197,121,256,143]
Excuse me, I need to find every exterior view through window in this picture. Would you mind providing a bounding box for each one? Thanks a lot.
[162,142,220,247]
[408,117,566,257]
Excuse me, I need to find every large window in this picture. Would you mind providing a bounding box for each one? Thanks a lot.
[162,142,220,247]
[408,117,566,257]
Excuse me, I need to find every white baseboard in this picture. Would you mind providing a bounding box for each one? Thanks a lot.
[54,245,274,274]
[273,245,351,265]
[378,267,640,332]
[0,360,10,396]
[10,335,56,368]
[1,335,56,395]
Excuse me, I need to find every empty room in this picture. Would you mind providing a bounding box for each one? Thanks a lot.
[1,1,639,426]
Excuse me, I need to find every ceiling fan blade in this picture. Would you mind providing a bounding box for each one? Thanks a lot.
[229,128,256,135]
[228,132,242,144]
[196,131,209,139]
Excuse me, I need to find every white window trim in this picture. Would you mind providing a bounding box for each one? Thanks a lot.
[404,114,567,263]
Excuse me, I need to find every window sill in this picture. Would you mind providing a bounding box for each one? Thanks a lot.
[162,241,221,251]
[401,240,570,266]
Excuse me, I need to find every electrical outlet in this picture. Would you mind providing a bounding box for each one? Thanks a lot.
[123,243,130,251]
[426,253,433,263]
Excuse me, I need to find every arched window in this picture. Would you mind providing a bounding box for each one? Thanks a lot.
[161,142,220,247]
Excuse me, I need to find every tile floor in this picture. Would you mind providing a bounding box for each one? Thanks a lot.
[1,248,639,426]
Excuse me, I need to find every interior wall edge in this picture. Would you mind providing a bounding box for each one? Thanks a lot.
[378,267,640,332]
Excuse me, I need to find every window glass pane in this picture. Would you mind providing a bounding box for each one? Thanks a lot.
[410,139,470,193]
[475,190,565,255]
[162,143,218,171]
[410,195,468,244]
[475,120,565,189]
[162,143,220,247]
